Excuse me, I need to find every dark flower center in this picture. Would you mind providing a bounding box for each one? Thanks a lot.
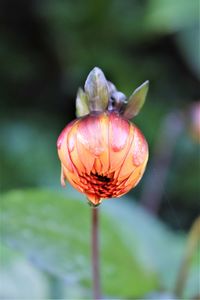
[79,171,118,198]
[90,172,111,183]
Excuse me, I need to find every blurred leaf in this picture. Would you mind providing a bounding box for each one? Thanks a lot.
[0,245,47,299]
[1,189,199,298]
[176,25,200,79]
[169,136,200,206]
[0,114,61,191]
[1,189,157,298]
[104,198,200,298]
[145,0,199,33]
[144,291,177,299]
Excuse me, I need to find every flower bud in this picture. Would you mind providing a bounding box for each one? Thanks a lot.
[57,67,149,205]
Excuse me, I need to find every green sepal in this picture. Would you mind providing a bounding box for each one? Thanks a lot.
[87,201,101,208]
[84,67,109,112]
[123,80,149,119]
[75,88,90,117]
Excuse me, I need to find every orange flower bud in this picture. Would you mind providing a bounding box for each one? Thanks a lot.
[57,67,149,205]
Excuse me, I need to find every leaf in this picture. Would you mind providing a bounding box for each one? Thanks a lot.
[1,189,157,298]
[176,25,200,79]
[84,67,109,112]
[0,245,47,299]
[0,116,60,191]
[2,189,199,298]
[146,0,199,33]
[105,199,199,299]
[123,80,149,119]
[75,88,89,117]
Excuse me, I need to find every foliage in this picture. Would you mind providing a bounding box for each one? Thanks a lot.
[1,189,199,298]
[1,189,156,298]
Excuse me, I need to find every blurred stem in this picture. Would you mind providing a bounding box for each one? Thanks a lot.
[47,273,64,299]
[92,207,101,300]
[174,216,200,298]
[141,111,184,214]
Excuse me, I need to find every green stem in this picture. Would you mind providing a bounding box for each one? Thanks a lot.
[92,207,101,299]
[174,216,200,298]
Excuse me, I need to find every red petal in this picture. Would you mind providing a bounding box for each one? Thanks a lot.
[109,114,132,173]
[76,114,109,174]
[67,122,86,174]
[57,121,78,173]
[57,119,77,150]
[132,126,148,166]
[62,165,84,193]
[110,113,130,152]
[77,114,106,156]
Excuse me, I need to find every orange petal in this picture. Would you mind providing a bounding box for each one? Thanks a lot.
[58,120,79,173]
[60,164,66,187]
[111,122,134,176]
[117,125,148,180]
[108,113,133,173]
[110,112,130,151]
[117,157,148,196]
[124,163,145,187]
[132,126,148,167]
[92,157,102,174]
[77,114,106,156]
[86,193,102,205]
[67,122,86,174]
[99,114,110,174]
[62,165,84,193]
[117,145,136,180]
[76,139,95,174]
[76,114,108,173]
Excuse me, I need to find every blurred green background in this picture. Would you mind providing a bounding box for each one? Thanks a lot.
[0,0,200,299]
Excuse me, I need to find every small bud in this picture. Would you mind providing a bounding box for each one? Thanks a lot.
[108,91,127,112]
[107,81,117,95]
[84,67,109,112]
[123,80,149,119]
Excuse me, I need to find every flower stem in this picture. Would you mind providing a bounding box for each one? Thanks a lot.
[92,206,101,299]
[174,216,200,298]
[141,111,184,214]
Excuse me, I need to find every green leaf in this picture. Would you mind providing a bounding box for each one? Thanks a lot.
[75,88,89,117]
[146,0,199,33]
[84,67,109,112]
[1,189,157,298]
[0,115,60,191]
[0,245,47,299]
[2,189,199,298]
[123,80,149,119]
[176,25,200,79]
[103,198,199,299]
